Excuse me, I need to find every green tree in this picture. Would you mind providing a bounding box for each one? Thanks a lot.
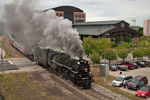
[83,36,98,56]
[118,49,129,62]
[143,48,150,59]
[136,41,147,48]
[90,50,100,64]
[132,48,144,61]
[137,27,143,35]
[116,42,132,51]
[102,49,117,66]
[97,38,113,56]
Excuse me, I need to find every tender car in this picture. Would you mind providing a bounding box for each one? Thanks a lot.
[135,61,146,67]
[112,75,133,87]
[109,64,118,71]
[127,75,148,90]
[136,85,150,98]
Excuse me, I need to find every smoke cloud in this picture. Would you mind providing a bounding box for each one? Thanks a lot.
[2,0,84,58]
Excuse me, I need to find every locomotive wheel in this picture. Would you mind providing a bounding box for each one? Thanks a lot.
[83,82,91,89]
[48,67,52,73]
[59,69,62,77]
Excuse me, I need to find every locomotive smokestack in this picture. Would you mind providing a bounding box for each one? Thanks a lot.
[2,0,84,58]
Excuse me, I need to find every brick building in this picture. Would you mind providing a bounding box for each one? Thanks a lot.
[45,6,86,24]
[73,20,141,44]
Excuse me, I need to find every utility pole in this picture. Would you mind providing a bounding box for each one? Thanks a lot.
[104,33,109,82]
[1,42,4,73]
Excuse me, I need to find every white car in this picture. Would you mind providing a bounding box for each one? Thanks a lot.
[112,75,133,87]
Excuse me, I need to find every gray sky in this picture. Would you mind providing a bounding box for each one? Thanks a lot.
[0,0,150,26]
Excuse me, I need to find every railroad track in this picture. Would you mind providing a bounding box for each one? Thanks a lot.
[48,72,114,100]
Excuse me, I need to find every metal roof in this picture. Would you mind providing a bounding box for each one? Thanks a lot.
[44,6,84,13]
[74,24,115,35]
[73,20,122,26]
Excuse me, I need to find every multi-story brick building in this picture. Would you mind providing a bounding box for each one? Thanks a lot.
[45,6,86,24]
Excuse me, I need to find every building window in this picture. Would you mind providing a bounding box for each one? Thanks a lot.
[121,23,125,28]
[79,15,81,18]
[56,14,59,16]
[75,15,78,18]
[82,15,84,18]
[76,20,84,23]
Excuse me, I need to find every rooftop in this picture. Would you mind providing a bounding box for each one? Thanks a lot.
[73,20,123,26]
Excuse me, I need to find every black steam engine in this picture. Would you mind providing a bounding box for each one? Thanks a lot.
[34,47,93,89]
[9,40,93,89]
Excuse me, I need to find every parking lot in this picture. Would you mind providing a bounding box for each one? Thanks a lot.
[109,67,150,95]
[110,67,150,85]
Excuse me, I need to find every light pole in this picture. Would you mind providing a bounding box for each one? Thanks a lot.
[1,41,4,73]
[104,33,109,82]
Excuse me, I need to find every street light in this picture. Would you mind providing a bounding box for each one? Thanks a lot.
[1,41,4,73]
[104,33,109,82]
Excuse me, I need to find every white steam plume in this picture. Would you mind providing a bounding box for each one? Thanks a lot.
[2,0,84,58]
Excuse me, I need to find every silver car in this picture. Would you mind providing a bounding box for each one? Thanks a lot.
[112,75,133,87]
[114,62,128,71]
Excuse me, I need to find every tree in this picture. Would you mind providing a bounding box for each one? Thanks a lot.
[83,36,98,56]
[116,42,132,51]
[137,27,143,35]
[143,48,150,59]
[102,49,117,66]
[118,49,129,62]
[97,38,113,56]
[132,48,144,61]
[90,50,100,65]
[83,37,113,57]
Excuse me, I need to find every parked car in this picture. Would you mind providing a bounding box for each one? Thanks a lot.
[109,64,118,71]
[115,61,137,69]
[112,75,133,87]
[128,62,139,68]
[135,61,146,67]
[127,75,148,90]
[136,85,150,98]
[123,76,133,86]
[142,60,150,66]
[114,62,128,71]
[118,65,128,71]
[122,61,137,69]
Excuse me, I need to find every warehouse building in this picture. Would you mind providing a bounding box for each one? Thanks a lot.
[45,6,86,24]
[73,20,141,44]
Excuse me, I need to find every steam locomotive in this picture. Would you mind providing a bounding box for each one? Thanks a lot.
[9,40,93,89]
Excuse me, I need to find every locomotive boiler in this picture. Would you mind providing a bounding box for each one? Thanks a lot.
[35,47,93,89]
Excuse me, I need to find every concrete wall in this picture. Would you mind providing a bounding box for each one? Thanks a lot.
[144,19,150,36]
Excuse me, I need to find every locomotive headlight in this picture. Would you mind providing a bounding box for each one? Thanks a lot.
[77,62,80,64]
[84,68,88,72]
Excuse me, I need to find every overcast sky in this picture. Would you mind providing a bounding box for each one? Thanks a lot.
[0,0,150,27]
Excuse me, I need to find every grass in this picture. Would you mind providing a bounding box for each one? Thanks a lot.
[0,37,14,58]
[91,66,145,100]
[0,73,57,100]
